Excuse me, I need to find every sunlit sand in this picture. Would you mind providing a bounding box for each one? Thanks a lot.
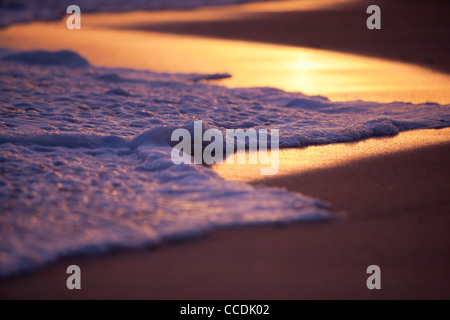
[213,128,450,182]
[1,8,449,104]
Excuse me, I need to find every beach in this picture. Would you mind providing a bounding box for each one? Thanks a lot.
[134,0,450,74]
[1,137,449,299]
[0,0,449,300]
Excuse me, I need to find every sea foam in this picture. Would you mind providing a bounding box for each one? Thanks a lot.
[0,49,449,277]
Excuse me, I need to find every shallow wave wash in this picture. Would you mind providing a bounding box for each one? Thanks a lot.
[0,49,448,277]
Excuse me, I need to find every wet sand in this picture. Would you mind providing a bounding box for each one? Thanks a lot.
[1,132,449,299]
[131,0,450,74]
[1,0,449,300]
[1,1,450,103]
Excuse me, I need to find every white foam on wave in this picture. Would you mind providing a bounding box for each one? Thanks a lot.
[0,49,449,277]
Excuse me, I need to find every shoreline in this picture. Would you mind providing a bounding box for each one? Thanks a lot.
[1,1,449,104]
[0,0,449,300]
[213,128,450,182]
[1,133,449,299]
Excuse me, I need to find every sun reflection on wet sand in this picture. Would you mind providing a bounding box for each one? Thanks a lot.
[1,10,449,104]
[78,0,357,27]
[212,128,450,182]
[1,2,448,184]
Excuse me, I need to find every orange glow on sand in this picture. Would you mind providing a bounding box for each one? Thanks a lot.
[212,128,450,182]
[1,7,450,104]
[78,0,357,27]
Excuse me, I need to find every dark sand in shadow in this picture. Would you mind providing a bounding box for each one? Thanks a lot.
[1,141,449,299]
[127,0,450,74]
